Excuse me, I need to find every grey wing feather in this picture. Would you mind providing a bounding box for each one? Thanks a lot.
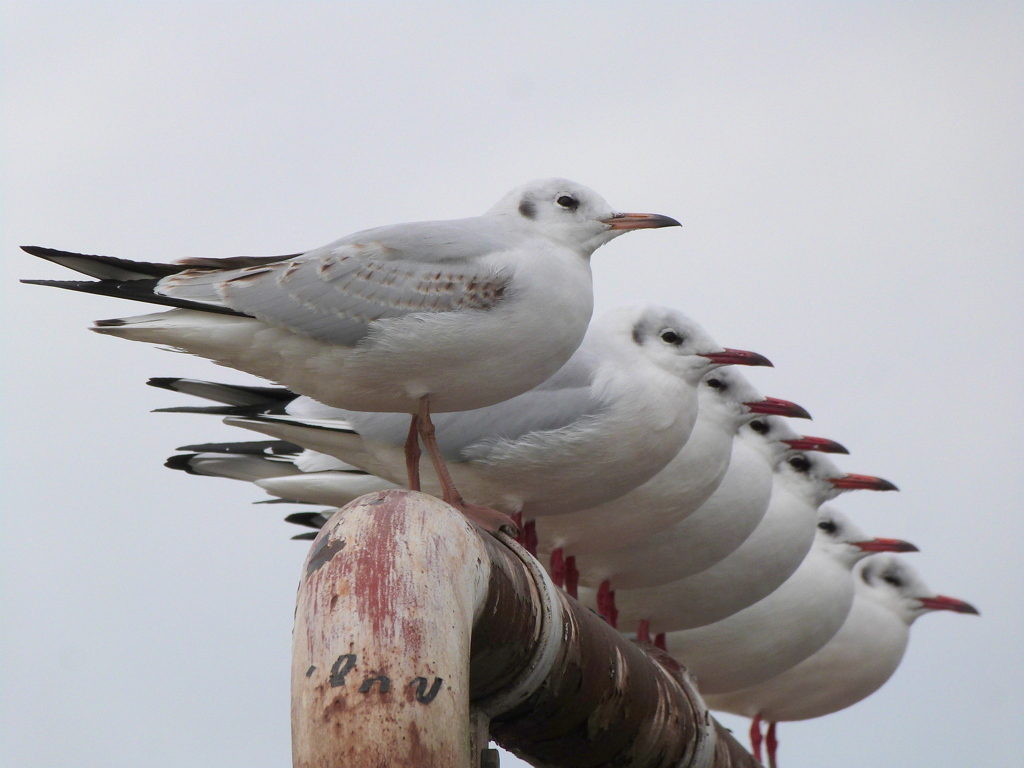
[158,223,513,345]
[344,346,605,461]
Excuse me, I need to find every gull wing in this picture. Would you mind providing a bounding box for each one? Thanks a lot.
[159,220,514,345]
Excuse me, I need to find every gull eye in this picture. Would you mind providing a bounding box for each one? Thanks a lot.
[788,455,812,473]
[749,419,769,434]
[817,519,838,534]
[556,195,579,210]
[883,574,903,588]
[660,329,684,345]
[706,378,725,390]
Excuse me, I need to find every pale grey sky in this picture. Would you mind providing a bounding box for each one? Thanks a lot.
[2,3,1021,766]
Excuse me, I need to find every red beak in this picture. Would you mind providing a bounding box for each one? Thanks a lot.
[917,595,980,615]
[854,537,919,553]
[783,435,850,454]
[602,212,682,230]
[701,348,774,368]
[745,397,811,420]
[828,473,899,492]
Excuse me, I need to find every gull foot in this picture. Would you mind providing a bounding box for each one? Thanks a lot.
[453,500,518,536]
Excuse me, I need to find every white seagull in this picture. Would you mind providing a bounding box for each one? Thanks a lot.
[534,375,820,604]
[705,554,978,768]
[23,178,679,530]
[661,509,917,696]
[149,304,772,523]
[584,450,897,632]
[565,417,846,599]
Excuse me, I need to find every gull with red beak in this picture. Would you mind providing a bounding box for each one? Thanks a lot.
[536,368,811,591]
[706,554,978,767]
[23,178,680,531]
[662,509,917,696]
[150,305,772,525]
[582,442,897,632]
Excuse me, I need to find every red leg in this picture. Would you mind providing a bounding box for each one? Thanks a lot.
[550,548,566,589]
[654,633,666,651]
[564,556,579,599]
[416,396,516,533]
[749,714,763,764]
[523,520,537,557]
[597,580,618,628]
[766,721,778,768]
[404,413,421,491]
[637,619,651,644]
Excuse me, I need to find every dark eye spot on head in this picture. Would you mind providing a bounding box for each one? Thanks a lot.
[556,195,578,210]
[749,419,769,434]
[789,455,812,473]
[660,329,683,345]
[632,323,644,345]
[817,519,838,534]
[883,573,903,588]
[706,378,725,390]
[518,199,536,219]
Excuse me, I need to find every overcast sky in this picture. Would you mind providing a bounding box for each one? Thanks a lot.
[2,3,1021,767]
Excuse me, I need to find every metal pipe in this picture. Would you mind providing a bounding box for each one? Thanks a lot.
[292,490,761,768]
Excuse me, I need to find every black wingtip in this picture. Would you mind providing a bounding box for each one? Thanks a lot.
[164,453,200,474]
[94,317,127,327]
[291,532,319,541]
[147,377,185,392]
[285,512,330,530]
[21,245,53,258]
[174,439,301,456]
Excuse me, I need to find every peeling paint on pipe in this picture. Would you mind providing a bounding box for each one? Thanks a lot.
[292,490,762,768]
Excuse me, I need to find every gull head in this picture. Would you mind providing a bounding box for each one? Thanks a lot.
[743,414,850,456]
[773,448,898,505]
[703,367,811,428]
[858,555,980,622]
[592,305,771,386]
[696,368,767,432]
[814,507,918,569]
[488,178,680,255]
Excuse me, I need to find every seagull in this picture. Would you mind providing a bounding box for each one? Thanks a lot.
[23,178,680,530]
[533,371,816,600]
[660,508,917,696]
[581,449,897,633]
[705,554,978,767]
[567,417,849,593]
[150,305,772,522]
[166,439,399,506]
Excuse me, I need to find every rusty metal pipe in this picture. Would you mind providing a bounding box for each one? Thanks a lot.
[292,491,761,768]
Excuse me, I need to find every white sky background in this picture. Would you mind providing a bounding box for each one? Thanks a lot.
[2,2,1021,766]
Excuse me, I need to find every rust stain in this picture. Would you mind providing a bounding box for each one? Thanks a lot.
[317,491,426,666]
[321,695,347,722]
[406,719,439,767]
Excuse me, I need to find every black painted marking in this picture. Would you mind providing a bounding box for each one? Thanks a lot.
[306,665,317,678]
[306,535,346,576]
[329,654,357,687]
[359,675,391,694]
[518,199,536,219]
[409,677,444,704]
